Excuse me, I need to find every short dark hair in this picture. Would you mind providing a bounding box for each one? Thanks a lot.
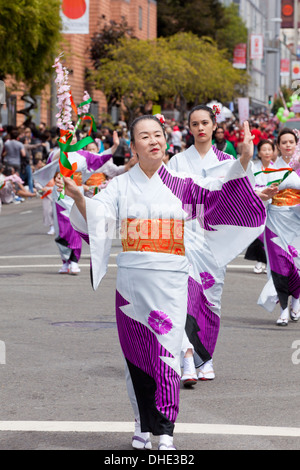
[277,127,298,146]
[188,105,216,127]
[257,139,275,154]
[130,115,166,144]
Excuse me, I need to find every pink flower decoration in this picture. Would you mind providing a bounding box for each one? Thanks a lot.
[52,53,73,131]
[148,310,173,335]
[288,245,298,258]
[77,91,91,116]
[200,272,215,290]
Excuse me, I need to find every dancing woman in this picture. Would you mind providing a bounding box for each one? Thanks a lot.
[56,114,265,450]
[169,105,276,384]
[258,128,300,325]
[168,105,253,383]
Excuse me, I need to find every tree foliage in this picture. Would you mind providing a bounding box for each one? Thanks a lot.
[90,18,135,70]
[157,0,248,57]
[90,32,249,122]
[215,3,248,58]
[0,0,62,94]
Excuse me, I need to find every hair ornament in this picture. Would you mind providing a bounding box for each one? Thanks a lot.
[154,113,166,127]
[212,105,221,116]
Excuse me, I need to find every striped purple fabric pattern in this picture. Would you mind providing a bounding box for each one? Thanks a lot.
[265,227,300,298]
[212,145,233,162]
[187,276,220,357]
[56,203,82,256]
[76,231,90,245]
[116,290,180,424]
[77,150,112,171]
[158,166,266,230]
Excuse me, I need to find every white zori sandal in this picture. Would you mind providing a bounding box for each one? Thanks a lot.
[132,435,152,450]
[276,308,289,326]
[290,297,300,322]
[158,435,176,450]
[198,359,215,380]
[132,421,152,450]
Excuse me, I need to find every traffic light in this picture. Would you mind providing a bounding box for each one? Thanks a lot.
[268,95,273,107]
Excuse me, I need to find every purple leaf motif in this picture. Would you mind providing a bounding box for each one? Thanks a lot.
[288,245,298,258]
[200,272,215,290]
[148,310,173,335]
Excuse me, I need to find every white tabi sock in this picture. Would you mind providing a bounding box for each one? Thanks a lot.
[291,296,300,313]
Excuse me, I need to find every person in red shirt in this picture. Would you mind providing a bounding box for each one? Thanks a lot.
[250,123,262,159]
[225,125,238,149]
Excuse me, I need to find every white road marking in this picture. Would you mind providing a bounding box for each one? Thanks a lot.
[0,264,117,269]
[0,264,255,270]
[0,255,254,270]
[0,254,118,259]
[0,421,299,437]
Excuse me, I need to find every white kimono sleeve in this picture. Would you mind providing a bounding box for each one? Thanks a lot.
[70,178,119,290]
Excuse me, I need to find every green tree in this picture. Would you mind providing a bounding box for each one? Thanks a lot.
[164,33,249,114]
[215,3,248,58]
[157,0,224,39]
[271,86,293,115]
[0,0,62,121]
[157,0,248,57]
[91,32,249,122]
[90,18,135,70]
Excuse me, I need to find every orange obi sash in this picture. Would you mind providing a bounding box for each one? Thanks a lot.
[85,172,106,187]
[121,218,185,256]
[272,188,300,207]
[72,172,82,186]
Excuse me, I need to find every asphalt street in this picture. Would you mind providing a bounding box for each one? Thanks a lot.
[0,198,299,452]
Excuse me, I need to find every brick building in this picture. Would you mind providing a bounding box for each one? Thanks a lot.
[5,0,157,127]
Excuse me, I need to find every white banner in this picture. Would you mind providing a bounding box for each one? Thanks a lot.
[238,97,249,125]
[250,34,264,60]
[292,61,300,80]
[60,0,90,34]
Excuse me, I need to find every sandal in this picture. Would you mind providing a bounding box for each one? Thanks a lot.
[181,373,197,388]
[158,443,177,450]
[132,435,152,450]
[290,308,300,322]
[276,317,288,326]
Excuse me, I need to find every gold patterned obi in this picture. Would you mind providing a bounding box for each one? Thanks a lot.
[272,188,300,207]
[121,218,185,256]
[85,173,106,187]
[73,172,82,186]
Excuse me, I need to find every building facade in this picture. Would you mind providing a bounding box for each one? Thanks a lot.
[219,0,282,113]
[3,0,157,127]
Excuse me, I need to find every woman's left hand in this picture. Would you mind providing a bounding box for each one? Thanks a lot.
[259,183,279,201]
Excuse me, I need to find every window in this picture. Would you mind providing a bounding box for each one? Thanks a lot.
[139,6,143,30]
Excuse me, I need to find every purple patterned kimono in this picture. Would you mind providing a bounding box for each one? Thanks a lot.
[70,160,265,436]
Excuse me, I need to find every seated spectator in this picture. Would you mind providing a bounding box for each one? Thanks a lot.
[3,166,36,201]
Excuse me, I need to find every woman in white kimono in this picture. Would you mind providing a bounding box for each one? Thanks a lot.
[56,115,266,450]
[168,105,259,383]
[258,128,300,326]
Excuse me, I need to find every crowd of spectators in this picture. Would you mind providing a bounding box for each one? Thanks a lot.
[162,112,280,163]
[0,111,281,212]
